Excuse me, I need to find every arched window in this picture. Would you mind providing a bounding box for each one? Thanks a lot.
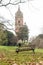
[18,21,20,23]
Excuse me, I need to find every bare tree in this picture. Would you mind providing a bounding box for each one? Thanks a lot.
[0,0,26,7]
[0,16,15,31]
[0,0,33,31]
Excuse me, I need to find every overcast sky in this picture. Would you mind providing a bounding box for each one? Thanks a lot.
[0,0,43,38]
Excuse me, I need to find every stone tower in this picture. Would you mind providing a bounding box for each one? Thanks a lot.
[15,6,23,34]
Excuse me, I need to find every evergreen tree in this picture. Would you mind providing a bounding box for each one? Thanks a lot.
[17,23,29,41]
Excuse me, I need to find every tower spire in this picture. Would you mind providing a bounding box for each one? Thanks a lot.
[18,5,20,11]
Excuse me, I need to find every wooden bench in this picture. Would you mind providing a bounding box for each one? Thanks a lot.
[16,44,35,53]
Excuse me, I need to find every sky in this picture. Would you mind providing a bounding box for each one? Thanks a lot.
[0,0,43,38]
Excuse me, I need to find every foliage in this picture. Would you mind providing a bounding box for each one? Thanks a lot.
[17,24,29,41]
[6,31,18,46]
[0,23,8,45]
[0,23,18,46]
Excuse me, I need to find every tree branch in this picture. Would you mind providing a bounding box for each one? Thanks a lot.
[0,16,14,30]
[0,0,26,7]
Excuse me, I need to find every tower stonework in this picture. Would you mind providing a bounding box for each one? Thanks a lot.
[15,6,23,34]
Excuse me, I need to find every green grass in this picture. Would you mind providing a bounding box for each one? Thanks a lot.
[35,49,43,53]
[0,46,43,65]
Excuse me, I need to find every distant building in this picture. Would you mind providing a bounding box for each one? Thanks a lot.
[15,6,23,34]
[15,6,29,41]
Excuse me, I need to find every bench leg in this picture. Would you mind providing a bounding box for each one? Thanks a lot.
[16,50,19,53]
[33,49,35,54]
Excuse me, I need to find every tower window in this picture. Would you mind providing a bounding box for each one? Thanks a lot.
[18,21,20,23]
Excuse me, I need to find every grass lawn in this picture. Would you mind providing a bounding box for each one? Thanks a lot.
[0,46,43,65]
